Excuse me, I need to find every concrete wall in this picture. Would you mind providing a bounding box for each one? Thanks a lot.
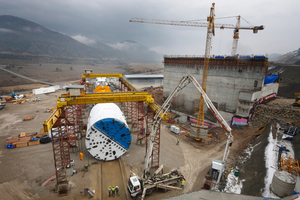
[163,58,267,115]
[236,83,279,117]
[124,78,163,87]
[251,83,279,101]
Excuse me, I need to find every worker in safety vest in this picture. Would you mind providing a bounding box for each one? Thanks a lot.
[116,186,120,196]
[79,152,84,161]
[108,186,111,197]
[112,186,116,197]
[176,139,180,145]
[181,179,185,189]
[84,162,89,171]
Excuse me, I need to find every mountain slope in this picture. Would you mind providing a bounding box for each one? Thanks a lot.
[0,15,162,63]
[0,15,114,58]
[90,40,162,63]
[268,53,282,61]
[273,48,300,64]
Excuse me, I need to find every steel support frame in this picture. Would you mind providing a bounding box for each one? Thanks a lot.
[75,104,84,136]
[66,105,76,147]
[51,110,70,193]
[137,101,145,140]
[130,101,138,132]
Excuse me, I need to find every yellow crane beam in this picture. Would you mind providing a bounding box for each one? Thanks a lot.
[56,92,154,108]
[43,108,63,132]
[145,101,170,121]
[82,73,123,79]
[119,77,139,92]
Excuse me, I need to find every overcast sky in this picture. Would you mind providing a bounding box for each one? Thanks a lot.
[0,0,299,56]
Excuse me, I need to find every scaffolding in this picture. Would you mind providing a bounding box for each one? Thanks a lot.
[51,110,70,195]
[46,73,165,195]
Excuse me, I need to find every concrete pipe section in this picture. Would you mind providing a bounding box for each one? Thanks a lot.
[86,103,131,161]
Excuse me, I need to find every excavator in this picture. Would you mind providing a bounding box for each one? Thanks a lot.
[127,75,233,200]
[293,93,300,107]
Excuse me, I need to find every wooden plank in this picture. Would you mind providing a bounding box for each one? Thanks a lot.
[15,141,28,148]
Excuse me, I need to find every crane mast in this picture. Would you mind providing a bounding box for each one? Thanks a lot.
[231,15,241,56]
[197,2,215,126]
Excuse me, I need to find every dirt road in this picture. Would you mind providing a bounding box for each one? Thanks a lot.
[101,160,127,200]
[0,88,257,200]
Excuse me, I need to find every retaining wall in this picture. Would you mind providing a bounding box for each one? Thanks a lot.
[163,57,267,114]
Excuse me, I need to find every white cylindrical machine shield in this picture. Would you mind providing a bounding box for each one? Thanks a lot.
[85,103,131,161]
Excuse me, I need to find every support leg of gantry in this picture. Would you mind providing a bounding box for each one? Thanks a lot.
[51,110,71,196]
[136,101,145,145]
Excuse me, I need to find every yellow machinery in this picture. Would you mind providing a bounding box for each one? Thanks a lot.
[293,93,300,107]
[43,73,170,132]
[94,85,111,93]
[280,155,300,176]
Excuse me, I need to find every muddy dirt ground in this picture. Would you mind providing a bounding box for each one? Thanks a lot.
[0,63,298,199]
[0,63,164,94]
[0,89,258,199]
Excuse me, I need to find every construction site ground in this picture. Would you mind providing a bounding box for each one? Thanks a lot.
[0,89,260,200]
[0,63,299,199]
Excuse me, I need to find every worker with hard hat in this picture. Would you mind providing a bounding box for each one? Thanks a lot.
[108,186,111,197]
[116,185,120,196]
[181,178,185,190]
[112,185,116,197]
[84,162,89,171]
[79,152,84,161]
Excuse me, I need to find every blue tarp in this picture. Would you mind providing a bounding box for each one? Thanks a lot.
[6,143,15,149]
[264,74,279,84]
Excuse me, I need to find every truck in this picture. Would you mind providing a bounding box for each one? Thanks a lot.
[127,75,233,199]
[128,167,183,199]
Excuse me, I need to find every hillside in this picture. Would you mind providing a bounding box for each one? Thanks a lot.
[90,40,162,63]
[0,15,115,59]
[0,15,162,63]
[268,63,300,98]
[273,48,300,64]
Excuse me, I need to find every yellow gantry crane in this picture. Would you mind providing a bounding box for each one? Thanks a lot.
[43,73,171,132]
[130,3,264,126]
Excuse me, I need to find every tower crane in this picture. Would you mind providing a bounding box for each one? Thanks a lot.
[231,15,264,55]
[129,11,264,56]
[198,2,215,128]
[130,3,264,129]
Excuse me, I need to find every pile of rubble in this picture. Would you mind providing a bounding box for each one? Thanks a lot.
[0,92,41,106]
[250,104,300,127]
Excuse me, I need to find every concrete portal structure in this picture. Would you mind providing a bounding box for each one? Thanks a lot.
[124,74,163,87]
[163,56,272,116]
